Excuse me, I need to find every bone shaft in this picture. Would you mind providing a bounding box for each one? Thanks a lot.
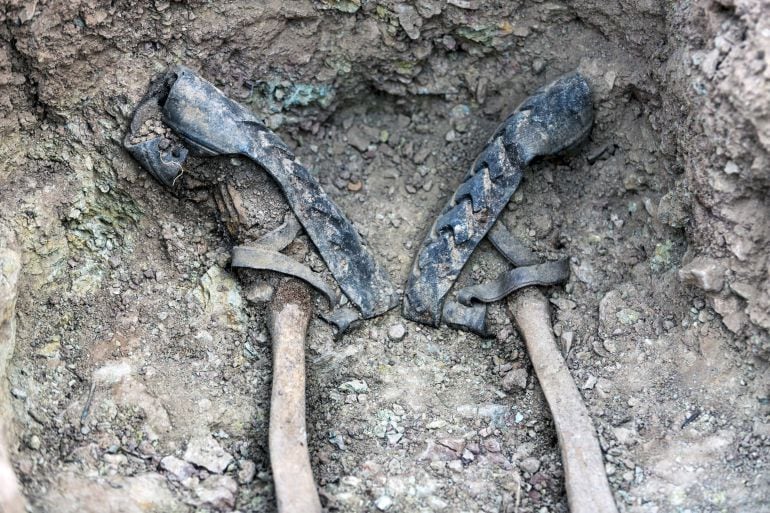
[0,248,26,513]
[268,280,322,513]
[509,288,618,513]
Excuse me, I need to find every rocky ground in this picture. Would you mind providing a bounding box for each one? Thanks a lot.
[0,1,768,512]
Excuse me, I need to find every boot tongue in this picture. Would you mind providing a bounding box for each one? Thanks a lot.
[161,66,263,156]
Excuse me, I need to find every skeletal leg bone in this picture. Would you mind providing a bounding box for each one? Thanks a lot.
[268,279,322,513]
[0,247,26,513]
[508,288,618,513]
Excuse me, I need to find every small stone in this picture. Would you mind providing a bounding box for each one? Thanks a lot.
[613,426,637,445]
[445,129,457,142]
[375,495,393,510]
[532,59,546,74]
[341,475,360,487]
[413,147,431,165]
[438,438,465,454]
[476,404,507,418]
[329,431,346,449]
[184,435,234,474]
[678,257,725,292]
[722,311,747,333]
[138,440,156,456]
[103,453,128,467]
[347,129,371,152]
[347,180,363,192]
[582,374,597,390]
[550,297,576,310]
[428,496,449,509]
[16,458,33,476]
[387,432,403,445]
[10,387,26,399]
[27,435,41,450]
[730,282,756,301]
[643,197,657,217]
[194,265,246,330]
[449,104,471,132]
[419,440,457,462]
[161,455,196,481]
[237,460,257,484]
[339,379,369,394]
[603,339,618,354]
[245,281,273,303]
[483,438,501,453]
[657,190,689,228]
[194,475,237,511]
[520,457,541,474]
[501,368,528,392]
[724,161,740,175]
[415,0,442,17]
[388,323,406,341]
[476,76,489,104]
[430,461,446,471]
[616,309,640,325]
[397,4,422,40]
[447,459,464,472]
[623,172,646,191]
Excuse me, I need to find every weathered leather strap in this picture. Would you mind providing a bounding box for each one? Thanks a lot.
[456,259,570,305]
[231,246,338,307]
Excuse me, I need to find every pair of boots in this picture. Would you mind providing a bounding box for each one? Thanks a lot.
[125,67,593,333]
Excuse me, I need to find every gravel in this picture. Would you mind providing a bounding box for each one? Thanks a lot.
[388,323,406,341]
[375,495,393,510]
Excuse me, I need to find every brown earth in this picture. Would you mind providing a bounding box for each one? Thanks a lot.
[0,0,768,512]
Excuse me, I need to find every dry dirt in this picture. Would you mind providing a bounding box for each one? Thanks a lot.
[0,1,768,512]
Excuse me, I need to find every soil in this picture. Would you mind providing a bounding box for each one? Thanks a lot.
[0,1,768,512]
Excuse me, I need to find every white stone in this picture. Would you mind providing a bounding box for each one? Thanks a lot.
[375,495,393,510]
[520,457,541,474]
[387,323,406,341]
[678,257,725,292]
[184,436,233,474]
[161,455,196,481]
[339,379,369,394]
